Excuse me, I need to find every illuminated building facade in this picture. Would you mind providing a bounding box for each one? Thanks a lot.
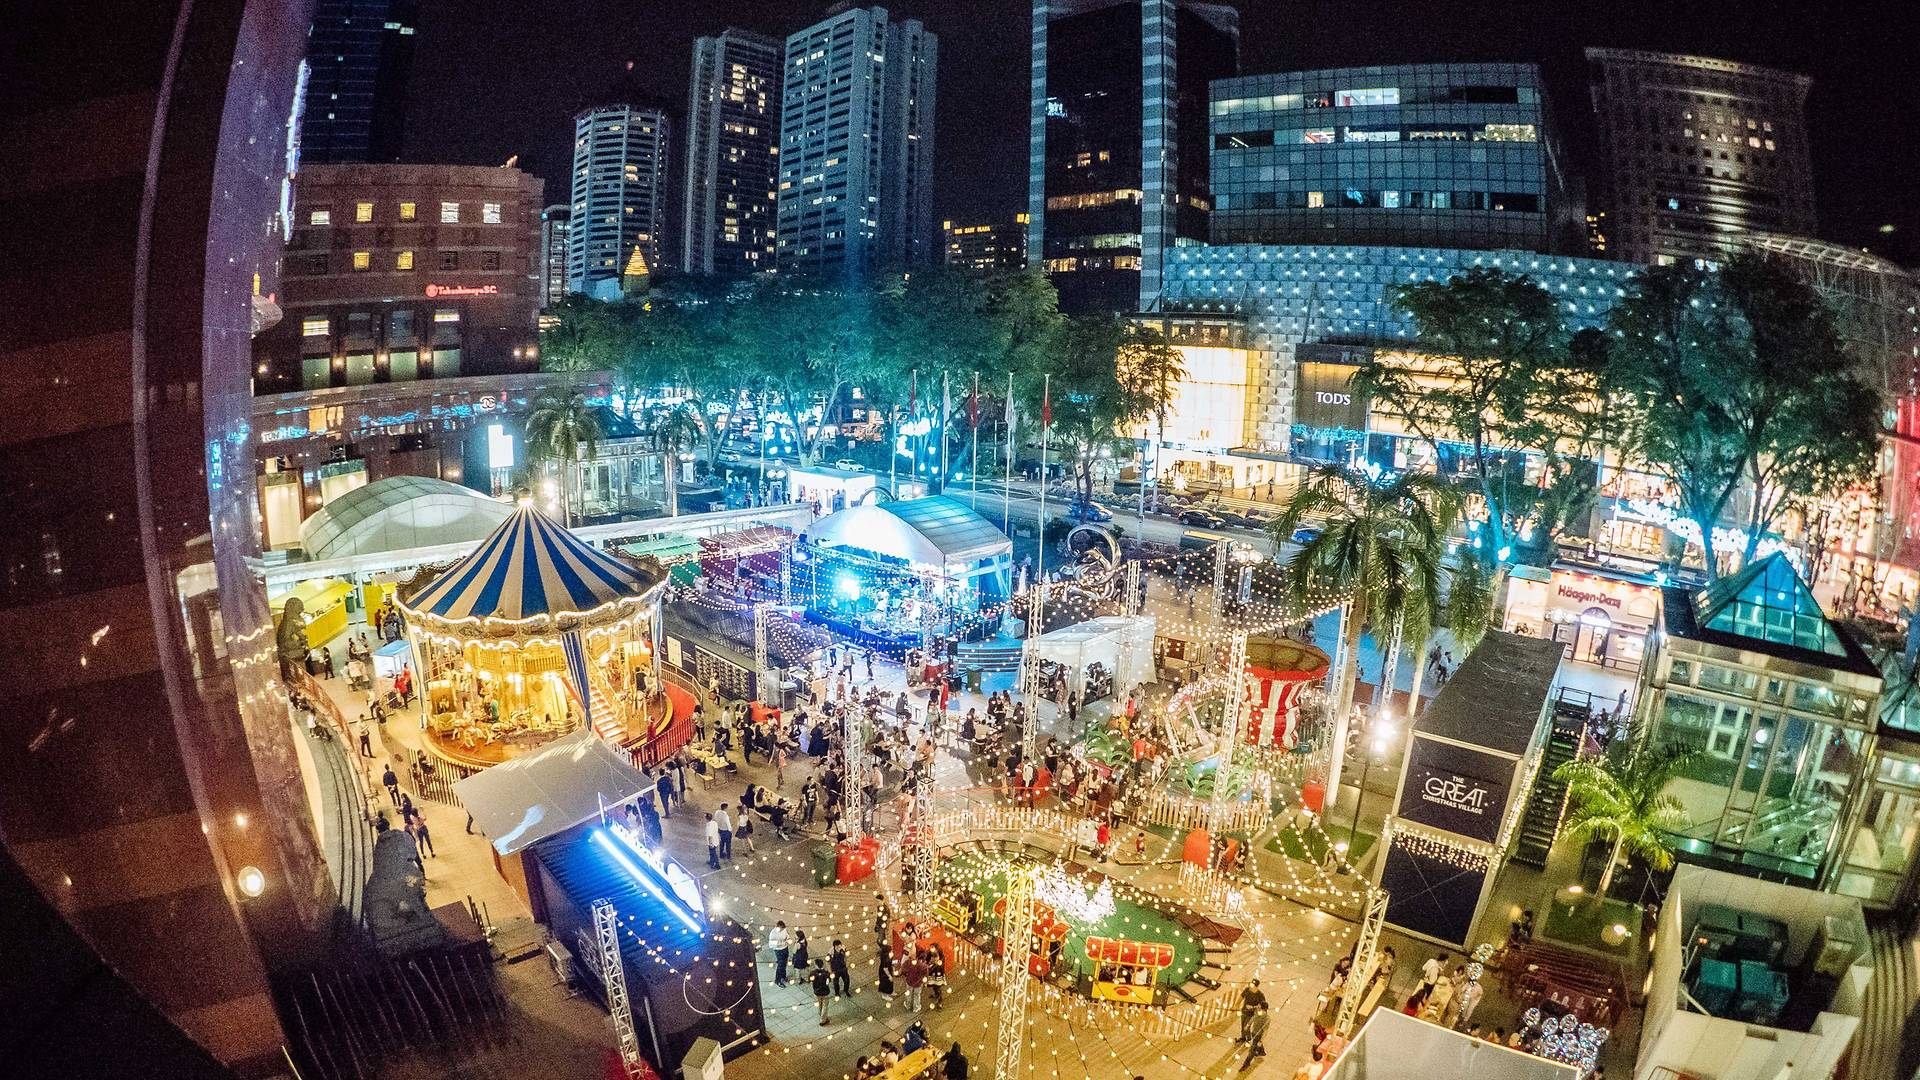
[683,28,782,276]
[570,102,672,299]
[254,163,544,393]
[942,214,1029,271]
[1028,0,1238,314]
[1209,63,1579,254]
[775,6,938,279]
[540,204,571,308]
[1586,48,1816,268]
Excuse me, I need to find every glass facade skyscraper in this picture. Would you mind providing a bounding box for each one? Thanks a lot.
[683,28,783,277]
[1028,0,1238,314]
[1586,49,1816,268]
[1209,63,1575,254]
[568,103,671,300]
[775,6,938,280]
[299,0,418,164]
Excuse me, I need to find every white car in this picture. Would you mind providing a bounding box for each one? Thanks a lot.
[832,459,867,472]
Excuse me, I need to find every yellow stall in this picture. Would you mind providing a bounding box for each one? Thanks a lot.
[273,578,354,653]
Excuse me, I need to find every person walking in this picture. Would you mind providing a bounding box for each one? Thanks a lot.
[413,815,435,857]
[1235,979,1268,1042]
[768,921,792,987]
[1454,975,1484,1031]
[705,813,721,870]
[1419,952,1447,997]
[876,943,895,997]
[715,803,734,860]
[1239,1002,1271,1071]
[657,770,675,819]
[811,959,833,1025]
[942,1043,970,1079]
[381,765,400,806]
[356,716,373,758]
[900,948,925,1011]
[793,929,812,972]
[828,939,853,996]
[924,947,947,1009]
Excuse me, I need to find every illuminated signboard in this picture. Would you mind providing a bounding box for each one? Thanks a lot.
[424,283,500,298]
[601,819,705,933]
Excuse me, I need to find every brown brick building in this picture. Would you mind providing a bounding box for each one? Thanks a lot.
[254,162,544,393]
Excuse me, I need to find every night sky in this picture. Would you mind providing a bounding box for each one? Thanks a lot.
[403,0,1920,265]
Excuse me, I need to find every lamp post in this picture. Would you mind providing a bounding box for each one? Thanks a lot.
[1344,716,1395,868]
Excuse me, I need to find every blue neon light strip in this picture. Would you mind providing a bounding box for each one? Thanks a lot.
[593,828,705,935]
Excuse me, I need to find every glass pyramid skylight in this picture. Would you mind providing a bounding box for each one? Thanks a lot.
[1692,552,1847,658]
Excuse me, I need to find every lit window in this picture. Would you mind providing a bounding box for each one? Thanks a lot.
[302,317,330,336]
[440,201,460,223]
[399,201,417,221]
[483,202,501,224]
[355,202,373,222]
[352,251,371,271]
[1306,191,1325,208]
[308,209,331,226]
[396,250,414,270]
[434,309,460,323]
[1476,124,1537,142]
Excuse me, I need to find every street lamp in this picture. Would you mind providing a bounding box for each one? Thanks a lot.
[1345,715,1397,867]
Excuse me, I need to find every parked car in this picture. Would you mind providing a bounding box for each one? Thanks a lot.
[1212,509,1257,530]
[1068,500,1114,523]
[831,459,866,472]
[1179,508,1224,529]
[1290,525,1322,546]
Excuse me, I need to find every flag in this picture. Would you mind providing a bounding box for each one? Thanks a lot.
[942,371,952,432]
[1041,375,1052,429]
[968,372,980,430]
[1004,374,1016,431]
[907,369,918,416]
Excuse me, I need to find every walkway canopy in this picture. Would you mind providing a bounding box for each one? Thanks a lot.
[400,504,665,633]
[802,495,1010,569]
[452,731,655,856]
[298,475,513,562]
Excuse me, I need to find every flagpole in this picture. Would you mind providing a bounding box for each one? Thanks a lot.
[1037,372,1049,613]
[940,370,950,496]
[970,372,980,509]
[1003,370,1014,537]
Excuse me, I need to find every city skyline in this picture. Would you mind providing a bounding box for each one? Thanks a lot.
[399,0,1920,265]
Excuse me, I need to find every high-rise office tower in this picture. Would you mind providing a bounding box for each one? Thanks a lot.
[1028,0,1237,314]
[541,204,571,307]
[568,102,671,300]
[299,0,418,164]
[775,6,938,280]
[1586,48,1815,267]
[683,28,783,277]
[1208,64,1579,254]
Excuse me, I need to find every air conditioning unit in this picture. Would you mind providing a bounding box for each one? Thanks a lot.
[546,940,576,986]
[1807,914,1858,979]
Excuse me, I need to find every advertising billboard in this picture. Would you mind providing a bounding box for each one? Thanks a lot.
[1395,736,1515,845]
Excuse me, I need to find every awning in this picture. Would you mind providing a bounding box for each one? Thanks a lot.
[802,495,1011,567]
[451,731,655,856]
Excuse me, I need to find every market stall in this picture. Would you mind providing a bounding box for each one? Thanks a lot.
[1025,615,1158,705]
[787,464,877,513]
[398,505,668,774]
[273,578,354,653]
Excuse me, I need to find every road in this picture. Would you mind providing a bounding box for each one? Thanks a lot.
[945,483,1289,558]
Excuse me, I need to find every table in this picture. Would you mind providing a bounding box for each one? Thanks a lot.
[875,1047,941,1080]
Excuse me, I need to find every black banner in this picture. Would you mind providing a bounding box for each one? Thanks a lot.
[1395,737,1512,844]
[1380,840,1487,946]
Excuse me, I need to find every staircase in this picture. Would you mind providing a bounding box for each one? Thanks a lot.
[1511,689,1592,868]
[956,638,1023,674]
[583,674,624,745]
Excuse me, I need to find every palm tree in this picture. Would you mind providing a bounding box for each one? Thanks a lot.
[1553,746,1696,895]
[525,384,603,525]
[654,404,705,516]
[1270,463,1460,808]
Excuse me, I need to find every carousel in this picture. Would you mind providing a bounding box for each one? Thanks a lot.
[397,504,670,774]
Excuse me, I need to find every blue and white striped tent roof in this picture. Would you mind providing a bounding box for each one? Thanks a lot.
[400,505,662,626]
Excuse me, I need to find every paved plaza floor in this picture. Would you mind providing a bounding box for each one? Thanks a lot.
[295,569,1648,1079]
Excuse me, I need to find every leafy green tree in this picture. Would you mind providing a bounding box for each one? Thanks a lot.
[654,404,705,515]
[540,296,624,374]
[1029,316,1154,503]
[525,383,603,525]
[1117,322,1187,504]
[728,281,876,464]
[1553,744,1697,895]
[1270,463,1460,807]
[1605,252,1881,579]
[1357,267,1603,568]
